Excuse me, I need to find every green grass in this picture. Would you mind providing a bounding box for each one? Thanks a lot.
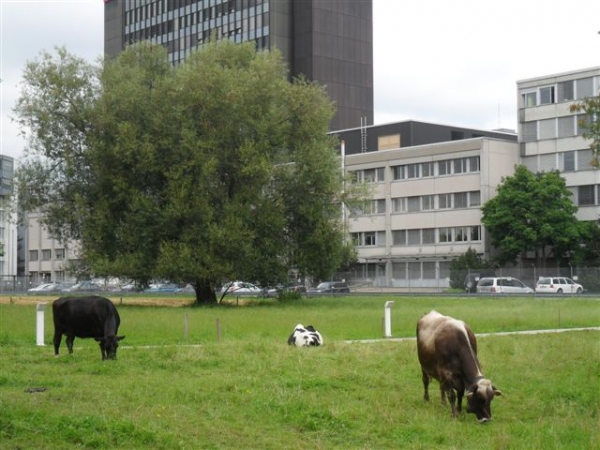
[0,296,599,449]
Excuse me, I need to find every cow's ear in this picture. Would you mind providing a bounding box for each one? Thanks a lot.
[492,386,502,396]
[117,336,125,341]
[466,385,477,398]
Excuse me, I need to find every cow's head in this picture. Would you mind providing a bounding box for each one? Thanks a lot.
[95,335,125,360]
[466,378,502,423]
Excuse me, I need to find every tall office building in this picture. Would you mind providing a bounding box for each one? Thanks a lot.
[104,0,374,131]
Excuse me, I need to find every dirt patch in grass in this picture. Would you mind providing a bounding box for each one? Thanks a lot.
[0,295,259,307]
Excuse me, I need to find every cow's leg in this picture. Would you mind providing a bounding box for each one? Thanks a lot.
[421,370,430,402]
[447,388,458,418]
[456,389,464,412]
[66,333,75,355]
[53,330,62,357]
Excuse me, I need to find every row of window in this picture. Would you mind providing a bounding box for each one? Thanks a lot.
[352,226,482,247]
[570,184,600,206]
[521,114,589,142]
[522,149,594,173]
[520,76,595,108]
[352,156,480,183]
[29,249,65,262]
[351,190,481,216]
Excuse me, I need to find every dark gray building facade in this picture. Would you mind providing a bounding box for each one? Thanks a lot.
[104,0,373,131]
[332,121,517,156]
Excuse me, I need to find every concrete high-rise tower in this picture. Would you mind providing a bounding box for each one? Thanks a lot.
[104,0,373,131]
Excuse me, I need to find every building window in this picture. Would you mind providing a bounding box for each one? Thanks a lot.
[422,162,434,177]
[469,191,481,207]
[364,232,376,245]
[422,195,435,211]
[470,226,481,241]
[354,167,385,183]
[539,86,555,105]
[392,230,406,246]
[454,227,468,242]
[423,262,436,279]
[521,91,536,107]
[453,158,467,174]
[557,80,574,102]
[563,151,575,172]
[407,196,420,212]
[439,194,452,209]
[438,160,452,176]
[468,156,480,172]
[30,250,38,261]
[42,250,52,261]
[539,118,556,140]
[407,164,420,179]
[439,228,452,243]
[576,77,594,99]
[522,121,537,142]
[407,229,420,245]
[451,131,464,140]
[557,116,575,138]
[578,185,596,205]
[393,165,405,180]
[392,197,406,213]
[454,192,467,209]
[378,134,400,151]
[55,249,65,260]
[422,228,435,244]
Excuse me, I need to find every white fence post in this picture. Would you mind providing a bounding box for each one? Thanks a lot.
[384,301,394,338]
[36,302,48,346]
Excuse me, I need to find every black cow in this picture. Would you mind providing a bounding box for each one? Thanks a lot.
[52,296,125,360]
[416,310,501,423]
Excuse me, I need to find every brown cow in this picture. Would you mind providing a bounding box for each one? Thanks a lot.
[416,310,501,423]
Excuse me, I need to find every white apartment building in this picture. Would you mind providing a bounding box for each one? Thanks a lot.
[517,66,600,222]
[25,212,79,285]
[344,137,518,288]
[0,155,18,282]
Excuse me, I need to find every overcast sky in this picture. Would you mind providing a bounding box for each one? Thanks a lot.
[1,0,599,160]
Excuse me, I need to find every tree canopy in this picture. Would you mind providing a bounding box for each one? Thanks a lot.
[570,93,600,168]
[480,165,580,267]
[14,42,356,304]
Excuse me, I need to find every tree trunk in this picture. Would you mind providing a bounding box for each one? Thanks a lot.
[193,280,217,305]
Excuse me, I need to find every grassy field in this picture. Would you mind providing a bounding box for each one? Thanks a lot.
[0,295,598,449]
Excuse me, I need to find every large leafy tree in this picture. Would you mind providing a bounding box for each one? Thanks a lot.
[570,93,600,168]
[481,165,580,267]
[14,42,354,304]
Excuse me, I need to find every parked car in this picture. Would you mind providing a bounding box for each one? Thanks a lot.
[464,270,496,293]
[476,277,534,294]
[28,282,68,293]
[308,281,350,294]
[220,281,262,295]
[144,283,182,293]
[535,277,584,294]
[264,283,308,297]
[61,281,102,293]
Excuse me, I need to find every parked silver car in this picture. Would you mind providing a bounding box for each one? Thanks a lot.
[535,277,584,294]
[476,277,534,294]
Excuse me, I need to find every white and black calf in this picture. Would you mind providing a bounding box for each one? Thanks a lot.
[52,296,125,360]
[416,310,501,423]
[287,324,323,347]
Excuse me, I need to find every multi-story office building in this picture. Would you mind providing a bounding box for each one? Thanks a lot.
[517,66,600,222]
[25,212,80,285]
[104,0,374,131]
[334,121,518,287]
[0,156,18,282]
